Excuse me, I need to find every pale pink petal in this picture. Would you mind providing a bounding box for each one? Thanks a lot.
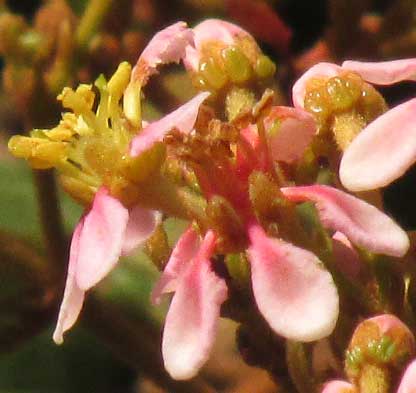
[247,224,339,342]
[184,19,251,72]
[281,185,409,257]
[122,207,161,255]
[162,230,228,380]
[398,360,416,393]
[292,62,342,108]
[132,22,194,85]
[264,106,316,163]
[321,380,355,393]
[332,231,361,279]
[130,91,210,157]
[75,187,129,291]
[342,58,416,85]
[340,98,416,191]
[53,220,86,344]
[151,226,200,305]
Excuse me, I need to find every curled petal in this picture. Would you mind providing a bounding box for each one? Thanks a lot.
[122,207,161,255]
[264,106,316,163]
[53,220,86,344]
[130,92,210,157]
[321,380,355,393]
[340,98,416,191]
[162,230,228,379]
[75,187,129,291]
[398,360,416,393]
[247,224,339,342]
[151,226,200,305]
[132,22,194,85]
[292,62,342,108]
[342,58,416,85]
[281,185,409,257]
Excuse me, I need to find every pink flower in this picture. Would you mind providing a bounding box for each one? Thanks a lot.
[149,113,408,379]
[293,58,416,192]
[53,188,160,344]
[53,21,204,344]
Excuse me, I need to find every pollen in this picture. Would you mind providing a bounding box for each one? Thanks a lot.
[8,61,162,206]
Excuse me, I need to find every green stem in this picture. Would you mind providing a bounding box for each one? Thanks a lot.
[82,295,216,393]
[76,0,113,49]
[33,170,67,280]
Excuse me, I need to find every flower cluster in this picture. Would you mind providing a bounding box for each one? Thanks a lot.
[8,19,416,388]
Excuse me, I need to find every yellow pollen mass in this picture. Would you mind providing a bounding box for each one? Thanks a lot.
[8,61,163,206]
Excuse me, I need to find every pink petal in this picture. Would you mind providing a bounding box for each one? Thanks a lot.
[264,106,316,163]
[321,380,355,393]
[292,62,342,108]
[184,19,251,72]
[53,220,86,344]
[340,98,416,191]
[281,185,409,257]
[130,92,210,157]
[151,226,200,305]
[75,187,129,291]
[132,22,194,85]
[398,360,416,393]
[342,58,416,85]
[162,230,228,380]
[332,231,361,279]
[247,224,339,342]
[122,207,161,255]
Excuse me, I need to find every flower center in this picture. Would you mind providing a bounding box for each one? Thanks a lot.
[8,62,162,206]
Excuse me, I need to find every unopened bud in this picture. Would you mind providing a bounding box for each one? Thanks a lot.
[346,314,415,384]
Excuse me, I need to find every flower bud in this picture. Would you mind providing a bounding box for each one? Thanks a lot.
[184,19,276,93]
[345,314,415,385]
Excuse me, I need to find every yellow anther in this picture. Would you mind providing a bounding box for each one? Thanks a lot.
[108,62,132,99]
[60,175,96,206]
[123,81,142,128]
[8,135,42,159]
[44,126,74,142]
[58,86,94,114]
[33,141,67,164]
